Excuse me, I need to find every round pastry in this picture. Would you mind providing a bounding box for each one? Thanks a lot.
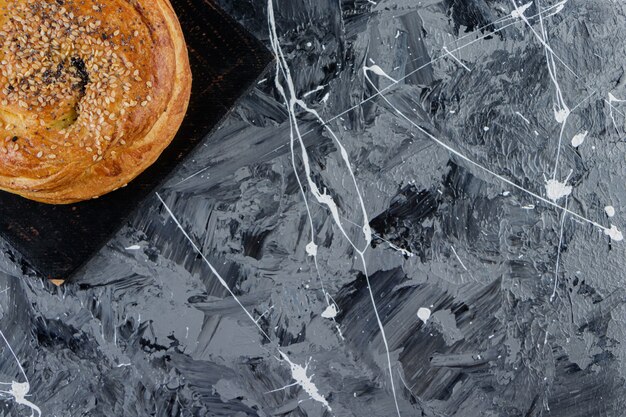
[0,0,192,204]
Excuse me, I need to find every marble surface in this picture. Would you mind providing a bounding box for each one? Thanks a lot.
[2,0,626,416]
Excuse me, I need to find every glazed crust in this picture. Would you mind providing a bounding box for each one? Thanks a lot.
[0,0,192,204]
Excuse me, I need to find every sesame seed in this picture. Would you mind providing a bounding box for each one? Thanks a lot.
[0,1,151,161]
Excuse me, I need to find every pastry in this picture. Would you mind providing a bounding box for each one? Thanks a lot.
[0,0,192,204]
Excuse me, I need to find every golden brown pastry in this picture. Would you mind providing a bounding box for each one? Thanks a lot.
[0,0,192,204]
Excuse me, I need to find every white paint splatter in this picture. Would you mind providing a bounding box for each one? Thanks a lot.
[321,305,338,319]
[278,352,331,411]
[511,1,533,19]
[545,179,572,202]
[0,331,41,417]
[365,64,398,83]
[553,107,570,124]
[605,206,616,217]
[605,225,624,242]
[571,131,587,147]
[0,382,41,417]
[125,245,141,250]
[417,308,431,323]
[305,242,318,257]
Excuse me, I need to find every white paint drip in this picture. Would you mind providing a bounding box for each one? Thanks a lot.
[303,85,326,98]
[545,178,572,202]
[417,308,431,323]
[366,64,398,83]
[605,206,616,217]
[321,304,338,319]
[510,1,533,18]
[0,382,41,417]
[268,0,402,412]
[571,131,587,147]
[0,330,41,417]
[605,225,624,242]
[305,242,318,257]
[553,107,570,124]
[279,353,331,411]
[386,241,415,257]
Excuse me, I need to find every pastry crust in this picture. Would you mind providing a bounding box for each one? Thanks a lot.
[0,0,192,204]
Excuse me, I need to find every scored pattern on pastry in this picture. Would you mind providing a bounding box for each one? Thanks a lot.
[0,0,191,204]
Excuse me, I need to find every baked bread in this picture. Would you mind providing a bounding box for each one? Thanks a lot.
[0,0,192,204]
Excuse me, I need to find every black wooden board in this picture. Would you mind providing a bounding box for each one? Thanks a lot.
[0,0,273,280]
